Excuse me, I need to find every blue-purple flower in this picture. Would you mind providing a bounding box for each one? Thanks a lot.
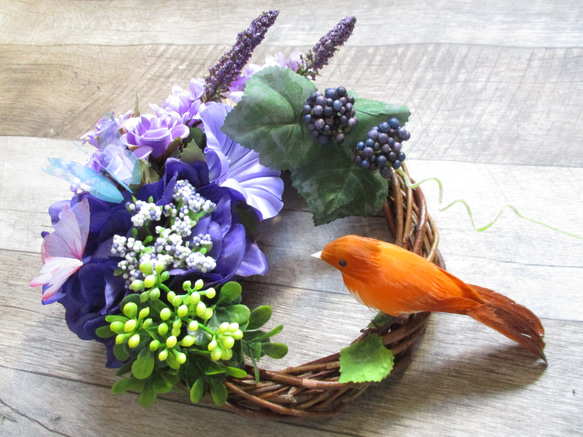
[121,109,190,159]
[159,78,208,125]
[200,103,284,221]
[36,158,268,366]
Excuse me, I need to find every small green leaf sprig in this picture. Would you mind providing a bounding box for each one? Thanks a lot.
[97,262,287,407]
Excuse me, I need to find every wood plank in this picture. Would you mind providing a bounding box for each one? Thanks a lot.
[2,0,582,47]
[2,0,583,434]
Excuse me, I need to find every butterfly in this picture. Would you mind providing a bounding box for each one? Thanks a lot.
[30,198,90,303]
[43,114,141,203]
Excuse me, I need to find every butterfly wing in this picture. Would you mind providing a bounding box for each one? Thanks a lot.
[43,157,124,203]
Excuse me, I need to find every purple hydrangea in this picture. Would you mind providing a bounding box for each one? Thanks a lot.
[199,103,284,221]
[37,158,268,367]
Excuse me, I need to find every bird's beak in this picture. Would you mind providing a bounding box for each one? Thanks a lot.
[311,250,322,259]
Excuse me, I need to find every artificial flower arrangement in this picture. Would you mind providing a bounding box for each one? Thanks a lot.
[31,11,443,416]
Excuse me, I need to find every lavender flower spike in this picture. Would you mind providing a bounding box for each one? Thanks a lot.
[301,16,356,79]
[204,10,279,102]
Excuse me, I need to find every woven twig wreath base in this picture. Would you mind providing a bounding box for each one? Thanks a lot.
[223,164,444,417]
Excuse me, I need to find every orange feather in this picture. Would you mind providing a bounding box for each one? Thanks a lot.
[318,235,546,361]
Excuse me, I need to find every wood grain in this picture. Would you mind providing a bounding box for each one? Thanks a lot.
[1,0,583,435]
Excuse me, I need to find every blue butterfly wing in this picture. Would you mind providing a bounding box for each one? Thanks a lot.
[43,158,124,203]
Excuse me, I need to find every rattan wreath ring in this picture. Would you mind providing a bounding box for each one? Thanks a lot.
[220,163,444,417]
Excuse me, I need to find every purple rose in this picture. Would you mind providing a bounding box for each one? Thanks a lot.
[121,109,189,159]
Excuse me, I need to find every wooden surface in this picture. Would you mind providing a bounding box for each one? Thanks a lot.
[1,1,582,435]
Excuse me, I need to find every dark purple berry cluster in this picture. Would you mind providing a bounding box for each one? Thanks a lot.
[302,86,358,145]
[354,118,410,179]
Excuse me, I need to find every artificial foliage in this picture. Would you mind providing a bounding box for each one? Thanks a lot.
[31,10,416,408]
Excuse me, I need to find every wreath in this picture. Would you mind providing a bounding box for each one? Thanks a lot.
[30,10,544,417]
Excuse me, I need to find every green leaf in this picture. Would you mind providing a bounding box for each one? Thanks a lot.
[209,378,229,406]
[190,377,206,403]
[95,325,114,338]
[217,281,242,305]
[247,305,272,330]
[242,341,262,361]
[221,66,318,170]
[243,324,283,343]
[223,304,251,325]
[224,366,248,378]
[338,334,394,384]
[291,146,389,225]
[113,344,130,362]
[115,360,133,377]
[139,381,157,407]
[368,311,396,329]
[344,98,411,147]
[105,315,127,323]
[132,348,155,380]
[111,376,144,394]
[261,342,288,359]
[152,378,173,394]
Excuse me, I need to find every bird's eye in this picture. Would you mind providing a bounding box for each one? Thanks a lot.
[339,259,347,267]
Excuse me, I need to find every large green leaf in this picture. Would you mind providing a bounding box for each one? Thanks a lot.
[345,98,410,147]
[221,66,318,169]
[291,146,389,225]
[338,334,394,383]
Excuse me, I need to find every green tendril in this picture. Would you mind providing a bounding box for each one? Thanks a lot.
[397,168,582,239]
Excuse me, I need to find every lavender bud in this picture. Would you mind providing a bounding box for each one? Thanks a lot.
[204,10,279,101]
[300,16,356,79]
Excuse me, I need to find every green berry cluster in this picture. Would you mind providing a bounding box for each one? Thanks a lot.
[97,261,287,407]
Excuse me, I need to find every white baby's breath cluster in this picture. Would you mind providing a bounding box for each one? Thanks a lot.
[112,180,218,283]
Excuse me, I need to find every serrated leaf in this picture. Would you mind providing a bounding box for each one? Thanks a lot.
[338,334,394,384]
[221,66,318,170]
[345,98,410,147]
[190,377,206,403]
[132,348,155,380]
[217,281,242,305]
[247,305,272,330]
[291,146,389,225]
[178,127,206,163]
[261,342,288,359]
[209,378,228,406]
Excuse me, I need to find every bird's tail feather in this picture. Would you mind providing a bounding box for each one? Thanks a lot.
[467,285,546,362]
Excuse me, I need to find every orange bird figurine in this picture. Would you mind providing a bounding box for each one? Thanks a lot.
[313,235,546,361]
